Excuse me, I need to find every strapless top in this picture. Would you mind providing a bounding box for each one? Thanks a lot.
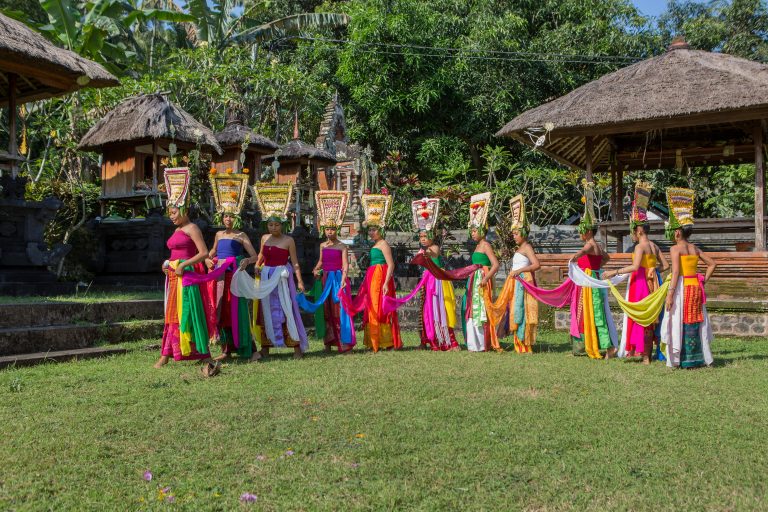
[681,254,699,285]
[512,252,530,271]
[322,247,343,271]
[577,254,603,271]
[167,230,197,260]
[471,252,491,266]
[640,254,657,269]
[217,238,243,258]
[370,247,386,265]
[263,245,289,266]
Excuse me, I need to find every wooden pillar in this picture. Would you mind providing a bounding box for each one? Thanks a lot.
[8,73,17,177]
[610,169,616,219]
[755,123,765,251]
[615,165,624,253]
[584,136,594,182]
[152,140,159,190]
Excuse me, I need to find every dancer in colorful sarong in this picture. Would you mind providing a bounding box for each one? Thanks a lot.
[490,194,539,353]
[604,181,669,364]
[411,198,458,350]
[340,193,402,352]
[661,188,715,368]
[297,191,355,353]
[206,168,259,361]
[509,184,621,359]
[155,167,219,376]
[568,182,618,358]
[382,197,480,351]
[231,182,308,359]
[461,192,501,352]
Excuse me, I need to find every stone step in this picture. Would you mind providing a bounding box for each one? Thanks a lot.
[0,300,164,329]
[0,319,163,356]
[0,346,128,369]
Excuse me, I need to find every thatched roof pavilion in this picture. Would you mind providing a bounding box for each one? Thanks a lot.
[78,93,221,153]
[263,138,337,167]
[261,116,337,231]
[78,94,221,206]
[215,122,278,152]
[212,119,278,184]
[0,13,118,177]
[496,39,768,250]
[0,13,118,105]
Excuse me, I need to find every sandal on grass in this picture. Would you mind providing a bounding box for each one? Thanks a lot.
[201,361,221,378]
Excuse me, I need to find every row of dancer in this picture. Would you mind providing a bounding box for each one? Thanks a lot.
[155,167,715,376]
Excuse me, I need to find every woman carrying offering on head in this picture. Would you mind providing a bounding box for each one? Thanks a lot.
[206,167,260,361]
[297,191,355,353]
[491,195,540,354]
[661,187,715,368]
[340,192,401,352]
[232,182,308,359]
[604,181,669,364]
[461,192,501,352]
[155,167,219,376]
[568,182,618,359]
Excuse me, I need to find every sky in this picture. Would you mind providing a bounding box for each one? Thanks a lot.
[632,0,669,17]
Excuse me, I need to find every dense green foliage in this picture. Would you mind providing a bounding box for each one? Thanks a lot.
[2,332,768,509]
[4,0,768,249]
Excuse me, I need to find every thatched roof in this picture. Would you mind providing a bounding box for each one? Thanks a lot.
[215,122,278,152]
[78,93,222,153]
[496,41,768,172]
[0,13,118,104]
[264,138,337,164]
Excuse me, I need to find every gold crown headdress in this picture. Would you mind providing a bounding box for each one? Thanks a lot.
[164,167,191,210]
[665,187,695,240]
[411,197,440,236]
[362,193,392,230]
[579,181,597,235]
[253,182,293,223]
[468,192,491,233]
[630,180,653,230]
[316,190,349,230]
[210,170,249,228]
[508,194,529,235]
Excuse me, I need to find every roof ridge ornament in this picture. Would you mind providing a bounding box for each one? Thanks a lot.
[667,36,690,51]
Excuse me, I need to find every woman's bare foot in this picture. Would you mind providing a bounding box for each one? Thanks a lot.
[260,347,269,358]
[605,347,617,360]
[324,345,333,353]
[250,352,262,362]
[642,356,651,365]
[293,348,303,360]
[153,356,169,369]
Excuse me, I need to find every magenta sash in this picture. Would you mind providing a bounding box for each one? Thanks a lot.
[181,257,236,286]
[516,277,577,308]
[410,253,481,280]
[382,272,429,315]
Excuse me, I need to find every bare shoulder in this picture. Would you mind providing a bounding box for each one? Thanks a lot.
[185,222,202,237]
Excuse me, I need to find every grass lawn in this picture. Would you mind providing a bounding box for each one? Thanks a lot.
[0,291,163,305]
[1,330,767,511]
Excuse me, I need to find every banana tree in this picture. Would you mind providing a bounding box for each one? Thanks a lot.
[181,0,349,49]
[4,0,194,74]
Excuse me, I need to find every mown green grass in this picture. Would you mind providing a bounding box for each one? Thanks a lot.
[1,331,767,511]
[0,291,163,304]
